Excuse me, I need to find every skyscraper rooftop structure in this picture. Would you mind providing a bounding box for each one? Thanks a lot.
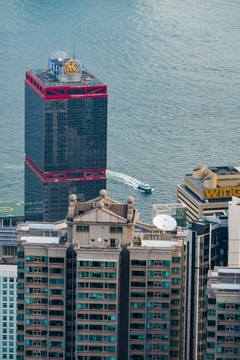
[25,51,107,222]
[177,164,240,223]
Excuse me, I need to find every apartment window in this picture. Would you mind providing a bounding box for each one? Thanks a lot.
[90,261,104,268]
[208,309,216,315]
[162,271,170,277]
[105,262,117,268]
[130,344,144,351]
[131,260,146,266]
[131,292,145,298]
[206,354,215,359]
[49,279,64,284]
[208,298,216,304]
[208,320,216,327]
[171,299,180,305]
[172,278,180,284]
[25,256,34,261]
[49,257,64,263]
[131,270,145,277]
[109,226,122,233]
[90,272,103,278]
[170,351,178,357]
[76,225,89,232]
[131,302,145,309]
[49,268,64,274]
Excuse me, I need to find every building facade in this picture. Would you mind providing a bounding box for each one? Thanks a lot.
[17,191,193,360]
[205,197,240,359]
[0,263,18,360]
[0,227,18,262]
[184,216,228,360]
[17,190,137,360]
[128,231,187,360]
[177,164,240,223]
[16,222,68,360]
[67,190,136,360]
[25,52,107,222]
[207,268,240,360]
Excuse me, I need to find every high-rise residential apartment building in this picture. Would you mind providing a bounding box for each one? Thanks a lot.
[16,222,68,360]
[67,190,137,360]
[205,196,240,360]
[207,267,240,360]
[16,191,189,360]
[128,231,187,360]
[0,227,18,261]
[184,216,228,360]
[0,263,18,360]
[25,52,107,222]
[17,190,137,360]
[177,164,240,223]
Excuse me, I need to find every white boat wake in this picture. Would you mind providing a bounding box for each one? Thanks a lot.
[106,170,141,190]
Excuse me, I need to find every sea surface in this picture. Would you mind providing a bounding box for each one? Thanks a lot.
[0,0,239,222]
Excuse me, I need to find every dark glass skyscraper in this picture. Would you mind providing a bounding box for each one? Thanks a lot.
[25,53,107,221]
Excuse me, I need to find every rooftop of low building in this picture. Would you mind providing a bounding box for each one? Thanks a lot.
[0,201,24,218]
[67,190,136,224]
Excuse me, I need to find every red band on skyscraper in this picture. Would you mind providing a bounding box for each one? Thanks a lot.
[25,154,106,183]
[25,71,108,100]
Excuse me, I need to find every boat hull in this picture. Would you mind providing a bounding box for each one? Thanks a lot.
[138,185,152,193]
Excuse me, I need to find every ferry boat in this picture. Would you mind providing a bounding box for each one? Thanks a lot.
[137,183,152,193]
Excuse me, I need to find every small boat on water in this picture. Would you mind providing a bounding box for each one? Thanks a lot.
[137,183,152,193]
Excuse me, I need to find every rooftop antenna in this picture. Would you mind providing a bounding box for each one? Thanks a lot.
[153,214,177,233]
[72,47,76,59]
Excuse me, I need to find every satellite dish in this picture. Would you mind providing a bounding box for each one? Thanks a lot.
[153,214,177,232]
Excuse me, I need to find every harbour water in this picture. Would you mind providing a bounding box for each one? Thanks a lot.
[0,0,239,222]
